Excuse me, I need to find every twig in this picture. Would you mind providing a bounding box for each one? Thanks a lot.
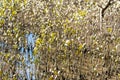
[101,0,115,17]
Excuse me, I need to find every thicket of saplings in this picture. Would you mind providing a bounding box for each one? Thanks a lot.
[0,0,120,80]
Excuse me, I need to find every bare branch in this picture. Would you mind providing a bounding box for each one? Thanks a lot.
[101,0,115,17]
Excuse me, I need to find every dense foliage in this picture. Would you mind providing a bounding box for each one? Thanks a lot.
[0,0,120,79]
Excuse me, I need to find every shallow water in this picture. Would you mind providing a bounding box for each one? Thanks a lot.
[17,33,36,80]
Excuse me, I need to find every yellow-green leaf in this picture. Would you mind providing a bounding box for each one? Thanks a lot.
[107,27,112,33]
[33,47,38,55]
[12,11,17,16]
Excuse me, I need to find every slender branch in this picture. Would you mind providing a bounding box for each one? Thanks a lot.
[101,0,115,17]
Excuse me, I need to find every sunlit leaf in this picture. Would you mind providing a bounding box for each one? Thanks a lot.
[0,19,5,25]
[33,47,38,55]
[118,74,120,79]
[12,10,17,16]
[85,0,89,2]
[107,27,112,33]
[78,44,83,51]
[13,44,18,49]
[78,10,87,17]
[49,75,54,80]
[65,39,71,46]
